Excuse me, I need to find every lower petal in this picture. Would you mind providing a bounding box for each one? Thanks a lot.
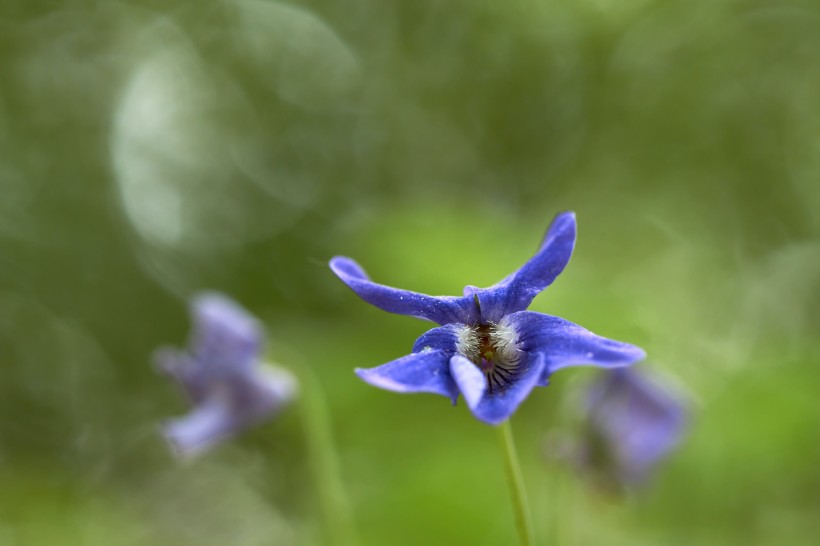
[448,355,486,409]
[162,402,236,457]
[355,349,459,404]
[450,353,546,425]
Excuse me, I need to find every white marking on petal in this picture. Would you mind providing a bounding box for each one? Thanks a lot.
[356,368,411,393]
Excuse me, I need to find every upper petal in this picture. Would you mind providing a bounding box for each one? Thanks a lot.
[503,311,645,382]
[355,349,460,403]
[330,256,477,325]
[190,292,262,371]
[470,212,576,322]
[450,353,546,425]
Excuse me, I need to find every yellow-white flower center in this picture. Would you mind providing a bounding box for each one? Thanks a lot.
[456,322,521,392]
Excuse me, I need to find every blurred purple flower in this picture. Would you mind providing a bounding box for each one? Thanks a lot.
[576,367,688,487]
[330,212,645,425]
[155,293,297,457]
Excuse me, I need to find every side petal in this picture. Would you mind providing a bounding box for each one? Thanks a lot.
[355,349,459,403]
[504,311,645,382]
[450,353,546,426]
[330,256,477,325]
[471,212,576,322]
[411,324,460,353]
[154,347,209,404]
[229,365,299,419]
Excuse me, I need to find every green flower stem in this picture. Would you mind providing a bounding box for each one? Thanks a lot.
[297,366,359,546]
[498,420,536,546]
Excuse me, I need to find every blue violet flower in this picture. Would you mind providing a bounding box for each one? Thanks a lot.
[155,293,297,457]
[578,367,688,487]
[330,212,645,425]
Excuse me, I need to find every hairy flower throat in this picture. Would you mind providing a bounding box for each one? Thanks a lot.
[456,322,521,392]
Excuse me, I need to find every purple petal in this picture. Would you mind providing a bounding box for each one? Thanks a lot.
[450,353,547,425]
[162,401,238,457]
[190,293,262,371]
[330,256,477,325]
[154,347,208,404]
[585,368,688,485]
[411,324,460,353]
[233,365,299,418]
[469,212,576,322]
[503,311,645,383]
[155,291,299,456]
[162,364,297,458]
[448,355,486,409]
[355,349,459,403]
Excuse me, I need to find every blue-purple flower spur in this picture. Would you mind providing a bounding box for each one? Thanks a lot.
[155,293,297,457]
[580,367,688,486]
[330,211,646,425]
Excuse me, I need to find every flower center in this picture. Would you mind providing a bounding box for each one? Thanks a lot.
[456,322,521,392]
[476,324,499,371]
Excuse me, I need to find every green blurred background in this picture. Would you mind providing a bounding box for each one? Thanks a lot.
[1,0,818,544]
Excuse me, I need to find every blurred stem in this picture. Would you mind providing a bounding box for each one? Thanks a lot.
[498,420,536,546]
[298,366,359,546]
[551,464,573,546]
